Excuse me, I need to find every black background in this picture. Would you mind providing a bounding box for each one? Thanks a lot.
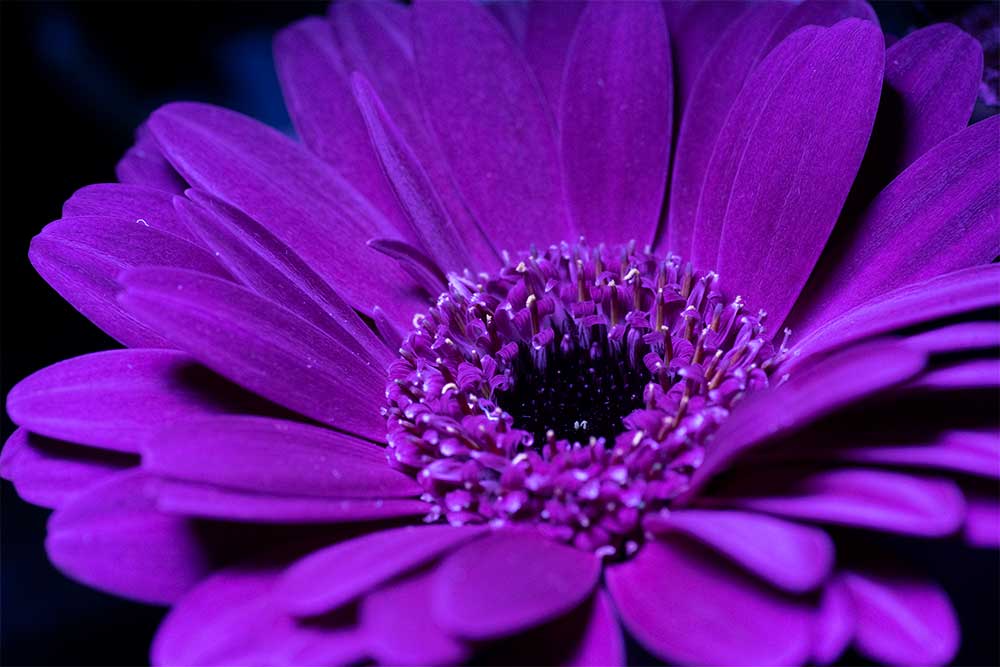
[1,2,997,665]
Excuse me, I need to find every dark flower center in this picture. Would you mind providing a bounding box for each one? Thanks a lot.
[383,240,789,557]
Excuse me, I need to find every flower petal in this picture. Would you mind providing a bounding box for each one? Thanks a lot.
[828,430,1000,478]
[177,190,392,367]
[710,468,965,537]
[29,215,228,348]
[559,0,671,246]
[7,350,266,453]
[145,101,423,324]
[0,428,136,509]
[524,1,585,109]
[413,0,571,251]
[118,267,385,438]
[715,18,884,330]
[843,566,959,667]
[813,577,855,665]
[361,568,470,666]
[62,183,195,242]
[152,556,367,667]
[911,359,1000,391]
[906,322,1000,356]
[431,529,601,640]
[789,115,1000,335]
[565,590,625,667]
[115,124,187,194]
[46,471,214,604]
[150,478,427,524]
[645,509,834,593]
[689,339,925,492]
[606,536,812,667]
[964,483,1000,547]
[279,524,486,617]
[143,416,419,499]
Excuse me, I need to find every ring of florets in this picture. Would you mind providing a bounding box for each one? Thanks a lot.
[383,240,790,558]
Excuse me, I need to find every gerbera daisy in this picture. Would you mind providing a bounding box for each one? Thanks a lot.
[3,1,998,665]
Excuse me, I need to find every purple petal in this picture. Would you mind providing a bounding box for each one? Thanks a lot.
[790,264,1000,366]
[62,183,196,242]
[153,557,367,667]
[431,529,601,640]
[789,115,1000,335]
[29,215,228,348]
[273,18,409,240]
[413,0,571,252]
[844,566,959,667]
[0,428,136,509]
[606,536,812,667]
[906,322,1000,355]
[763,0,877,52]
[177,190,392,367]
[361,568,470,666]
[565,590,625,667]
[715,19,884,330]
[813,577,855,665]
[488,0,528,47]
[145,102,424,325]
[46,471,214,604]
[666,2,792,257]
[352,73,487,273]
[524,1,584,109]
[911,359,1000,391]
[711,468,966,537]
[689,340,925,492]
[7,350,266,453]
[143,416,419,499]
[279,524,486,617]
[964,484,1000,547]
[560,0,670,246]
[115,124,187,194]
[829,430,1000,478]
[688,25,822,264]
[645,509,834,593]
[118,267,386,438]
[150,478,427,524]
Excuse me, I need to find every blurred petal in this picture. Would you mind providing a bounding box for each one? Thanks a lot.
[813,577,855,665]
[565,590,625,667]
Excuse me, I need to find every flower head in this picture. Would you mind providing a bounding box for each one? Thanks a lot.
[3,1,998,666]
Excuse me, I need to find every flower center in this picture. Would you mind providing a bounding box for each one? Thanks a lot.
[383,241,790,558]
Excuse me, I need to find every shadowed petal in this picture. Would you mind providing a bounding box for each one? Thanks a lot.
[964,483,1000,547]
[606,536,812,666]
[413,0,571,252]
[7,350,267,453]
[565,590,625,667]
[763,0,877,52]
[279,524,486,617]
[47,471,214,604]
[524,1,584,109]
[813,577,855,665]
[844,566,959,667]
[0,428,136,509]
[560,0,671,246]
[118,267,386,438]
[29,215,229,348]
[116,124,187,194]
[431,529,600,640]
[644,509,834,593]
[910,359,1000,391]
[143,416,419,498]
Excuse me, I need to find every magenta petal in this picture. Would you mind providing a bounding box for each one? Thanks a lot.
[964,485,1000,547]
[689,340,925,492]
[152,558,367,667]
[362,568,470,666]
[559,0,670,247]
[150,478,427,524]
[713,468,966,537]
[29,215,228,348]
[565,590,625,667]
[844,566,959,667]
[279,524,486,617]
[645,509,834,593]
[143,416,420,499]
[118,267,386,438]
[0,428,136,509]
[431,529,601,640]
[145,102,423,325]
[7,350,262,453]
[413,0,571,252]
[606,536,812,667]
[789,115,1000,335]
[715,19,884,330]
[813,577,855,665]
[790,264,1000,366]
[524,1,584,109]
[177,191,392,367]
[62,183,196,242]
[47,471,213,604]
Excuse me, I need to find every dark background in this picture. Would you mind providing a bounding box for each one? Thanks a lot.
[1,2,996,665]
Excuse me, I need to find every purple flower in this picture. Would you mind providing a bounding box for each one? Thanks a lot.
[3,1,998,665]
